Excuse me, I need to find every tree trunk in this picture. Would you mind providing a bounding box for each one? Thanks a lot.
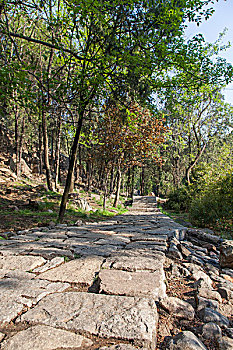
[59,108,85,222]
[130,166,135,200]
[55,114,61,189]
[42,108,53,191]
[186,144,207,185]
[140,167,145,195]
[39,123,43,175]
[113,167,121,207]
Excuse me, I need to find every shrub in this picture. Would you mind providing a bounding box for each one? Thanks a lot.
[189,172,233,235]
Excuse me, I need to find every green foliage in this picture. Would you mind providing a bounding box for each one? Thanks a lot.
[189,172,233,236]
[164,186,193,212]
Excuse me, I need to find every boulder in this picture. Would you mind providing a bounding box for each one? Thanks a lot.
[166,331,207,350]
[220,241,233,269]
[159,297,195,320]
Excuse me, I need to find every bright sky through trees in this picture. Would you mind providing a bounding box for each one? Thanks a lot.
[185,0,233,104]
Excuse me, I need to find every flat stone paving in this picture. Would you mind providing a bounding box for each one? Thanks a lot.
[0,196,187,349]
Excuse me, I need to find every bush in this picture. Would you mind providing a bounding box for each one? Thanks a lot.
[189,173,233,235]
[164,186,193,212]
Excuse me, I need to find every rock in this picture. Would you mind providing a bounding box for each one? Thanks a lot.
[1,325,92,349]
[32,257,64,273]
[196,287,222,303]
[226,328,233,339]
[202,322,222,340]
[36,256,104,285]
[159,297,195,320]
[0,332,5,342]
[0,255,46,271]
[167,331,207,350]
[220,241,233,269]
[99,345,139,350]
[218,287,233,301]
[198,308,229,328]
[192,271,212,286]
[0,270,69,323]
[102,255,165,272]
[179,244,192,258]
[99,269,166,299]
[196,296,219,311]
[218,336,233,350]
[19,292,158,349]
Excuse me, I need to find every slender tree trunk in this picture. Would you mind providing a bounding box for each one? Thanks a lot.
[130,166,135,200]
[59,109,85,222]
[113,167,121,207]
[110,166,115,194]
[55,114,61,189]
[140,167,145,196]
[186,144,207,185]
[126,168,131,198]
[18,115,25,177]
[39,123,43,175]
[42,108,53,191]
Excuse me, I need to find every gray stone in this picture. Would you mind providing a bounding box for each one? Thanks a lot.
[102,255,164,272]
[99,269,166,299]
[1,325,92,349]
[32,257,64,273]
[20,292,158,349]
[36,256,104,285]
[99,345,139,350]
[218,336,233,350]
[0,270,69,323]
[202,322,222,339]
[218,287,233,301]
[196,296,219,311]
[192,271,212,286]
[159,297,195,320]
[220,241,233,269]
[167,244,183,260]
[226,328,233,339]
[28,247,73,259]
[197,287,222,303]
[167,331,207,350]
[0,255,46,271]
[198,308,229,328]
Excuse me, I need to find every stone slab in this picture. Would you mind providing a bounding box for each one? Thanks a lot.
[99,269,166,299]
[19,292,158,349]
[36,256,104,285]
[103,255,165,272]
[0,256,46,272]
[1,325,92,349]
[0,271,69,323]
[32,257,64,273]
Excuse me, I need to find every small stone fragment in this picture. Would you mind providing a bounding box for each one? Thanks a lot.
[0,332,5,342]
[1,325,92,349]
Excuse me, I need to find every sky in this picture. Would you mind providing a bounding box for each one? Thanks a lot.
[185,0,233,104]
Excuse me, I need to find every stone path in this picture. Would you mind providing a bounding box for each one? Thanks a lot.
[0,196,232,349]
